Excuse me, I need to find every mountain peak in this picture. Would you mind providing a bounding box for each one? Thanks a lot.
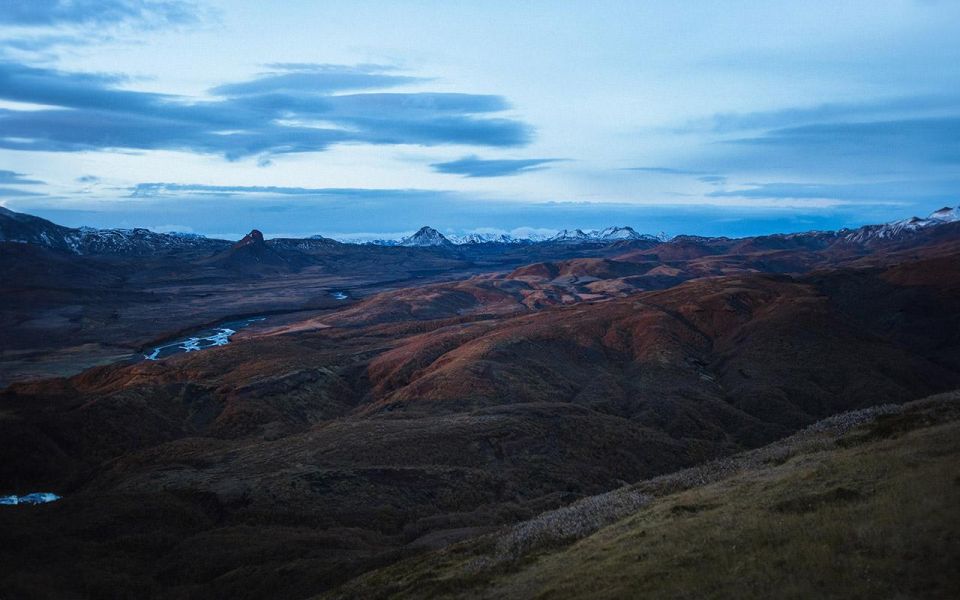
[399,226,452,247]
[546,226,662,243]
[843,205,960,244]
[930,206,960,222]
[595,226,647,240]
[549,229,591,242]
[235,229,265,247]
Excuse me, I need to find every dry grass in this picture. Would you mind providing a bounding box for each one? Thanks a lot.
[494,424,959,599]
[322,393,960,599]
[483,488,652,565]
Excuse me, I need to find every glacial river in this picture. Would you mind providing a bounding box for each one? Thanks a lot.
[144,316,267,360]
[143,291,350,360]
[1,492,60,506]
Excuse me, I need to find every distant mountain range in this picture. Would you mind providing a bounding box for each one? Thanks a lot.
[368,225,666,246]
[0,206,229,255]
[2,204,959,255]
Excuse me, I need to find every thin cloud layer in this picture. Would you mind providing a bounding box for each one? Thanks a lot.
[431,155,561,177]
[0,187,45,197]
[131,183,386,197]
[648,95,960,197]
[0,61,532,159]
[623,167,712,176]
[684,94,960,134]
[726,117,960,166]
[210,63,427,96]
[0,169,43,185]
[0,0,199,28]
[708,180,960,203]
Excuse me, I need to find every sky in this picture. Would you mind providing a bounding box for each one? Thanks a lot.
[0,0,958,240]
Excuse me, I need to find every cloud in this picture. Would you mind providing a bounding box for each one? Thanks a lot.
[210,63,427,96]
[0,170,43,185]
[0,0,200,28]
[656,94,960,184]
[697,175,726,184]
[0,34,94,53]
[726,117,960,165]
[0,1,210,59]
[623,166,709,175]
[0,61,531,159]
[624,166,726,185]
[660,95,960,182]
[0,187,45,197]
[708,179,960,203]
[130,183,381,197]
[432,155,562,177]
[686,94,960,133]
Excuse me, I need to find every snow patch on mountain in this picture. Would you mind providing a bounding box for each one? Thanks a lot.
[843,205,960,244]
[548,228,593,242]
[547,226,666,243]
[450,232,523,244]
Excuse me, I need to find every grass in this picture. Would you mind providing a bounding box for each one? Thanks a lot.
[322,394,960,599]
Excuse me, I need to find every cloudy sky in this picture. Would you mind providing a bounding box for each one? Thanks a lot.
[0,0,958,239]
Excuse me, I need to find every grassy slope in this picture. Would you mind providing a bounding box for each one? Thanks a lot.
[324,393,960,599]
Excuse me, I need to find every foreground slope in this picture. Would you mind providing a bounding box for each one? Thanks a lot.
[323,392,960,599]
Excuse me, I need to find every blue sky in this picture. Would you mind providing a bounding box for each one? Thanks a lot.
[0,0,958,239]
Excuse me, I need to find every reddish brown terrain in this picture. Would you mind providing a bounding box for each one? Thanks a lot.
[1,207,960,598]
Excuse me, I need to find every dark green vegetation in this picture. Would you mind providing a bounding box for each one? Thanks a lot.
[2,208,960,598]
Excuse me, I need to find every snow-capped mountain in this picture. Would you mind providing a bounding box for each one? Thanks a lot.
[546,226,664,243]
[593,226,665,242]
[398,226,454,247]
[843,206,960,244]
[70,226,228,254]
[930,206,960,221]
[450,232,526,245]
[594,226,635,240]
[0,207,229,255]
[548,229,593,243]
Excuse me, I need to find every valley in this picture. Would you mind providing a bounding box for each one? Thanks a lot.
[1,206,959,598]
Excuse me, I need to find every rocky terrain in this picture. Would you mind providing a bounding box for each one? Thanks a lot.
[1,206,959,598]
